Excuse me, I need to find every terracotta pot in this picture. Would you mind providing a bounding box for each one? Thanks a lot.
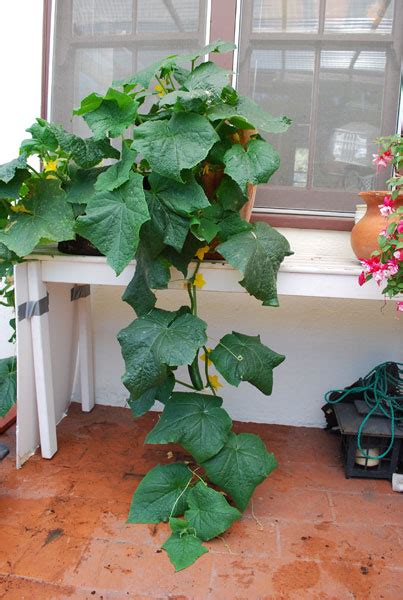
[351,191,402,260]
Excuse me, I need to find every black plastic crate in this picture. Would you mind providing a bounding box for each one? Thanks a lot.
[333,402,403,480]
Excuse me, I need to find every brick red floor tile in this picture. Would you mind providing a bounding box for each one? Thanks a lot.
[64,538,213,599]
[278,520,403,566]
[331,491,403,526]
[1,404,402,599]
[250,488,334,523]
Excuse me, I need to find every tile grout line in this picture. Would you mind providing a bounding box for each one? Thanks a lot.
[325,491,337,522]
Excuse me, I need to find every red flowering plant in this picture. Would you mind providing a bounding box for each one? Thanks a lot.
[359,134,403,311]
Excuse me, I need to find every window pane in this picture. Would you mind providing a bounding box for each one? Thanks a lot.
[251,0,319,33]
[137,0,201,33]
[51,0,208,131]
[238,46,314,189]
[324,0,394,34]
[313,49,387,191]
[72,0,133,36]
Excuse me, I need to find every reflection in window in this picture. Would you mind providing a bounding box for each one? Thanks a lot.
[73,0,133,36]
[137,0,200,33]
[324,0,394,34]
[252,0,319,33]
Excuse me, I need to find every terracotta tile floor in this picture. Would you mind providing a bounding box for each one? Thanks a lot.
[0,402,402,600]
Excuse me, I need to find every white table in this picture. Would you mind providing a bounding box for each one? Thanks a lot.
[14,249,381,467]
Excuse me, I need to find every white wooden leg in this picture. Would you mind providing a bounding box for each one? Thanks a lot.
[77,292,95,412]
[15,263,40,468]
[27,262,57,459]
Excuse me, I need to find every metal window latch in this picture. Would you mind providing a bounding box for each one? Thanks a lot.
[18,293,49,321]
[70,285,90,302]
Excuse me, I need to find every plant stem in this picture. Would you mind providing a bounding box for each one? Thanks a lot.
[155,75,168,95]
[203,344,217,396]
[175,379,197,390]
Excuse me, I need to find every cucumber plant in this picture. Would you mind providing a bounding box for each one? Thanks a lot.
[0,41,293,570]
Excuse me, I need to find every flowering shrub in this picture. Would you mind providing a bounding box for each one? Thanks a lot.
[359,135,403,310]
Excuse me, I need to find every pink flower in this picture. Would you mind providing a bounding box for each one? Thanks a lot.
[397,301,403,312]
[398,221,403,235]
[372,150,392,169]
[394,249,403,261]
[360,256,380,273]
[378,195,394,217]
[358,271,367,286]
[384,259,399,277]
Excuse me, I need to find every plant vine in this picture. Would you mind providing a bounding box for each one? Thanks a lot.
[0,40,293,570]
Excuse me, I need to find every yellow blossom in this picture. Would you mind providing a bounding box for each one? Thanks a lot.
[195,245,210,261]
[232,132,241,144]
[202,163,211,175]
[193,273,206,288]
[208,375,223,390]
[200,347,213,366]
[154,84,165,97]
[10,204,30,214]
[44,158,60,172]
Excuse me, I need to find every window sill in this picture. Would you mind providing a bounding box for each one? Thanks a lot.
[29,229,383,301]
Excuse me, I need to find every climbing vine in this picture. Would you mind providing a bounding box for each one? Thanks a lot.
[0,41,292,569]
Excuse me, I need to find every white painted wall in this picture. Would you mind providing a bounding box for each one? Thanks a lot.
[91,230,402,428]
[0,1,43,358]
[0,4,401,426]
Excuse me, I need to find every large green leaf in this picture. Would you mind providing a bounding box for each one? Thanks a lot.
[223,139,280,192]
[0,169,30,200]
[217,222,292,307]
[184,482,241,541]
[64,166,106,204]
[145,190,190,253]
[127,374,174,417]
[118,308,207,399]
[202,432,277,511]
[94,144,136,192]
[21,118,58,156]
[210,332,285,395]
[162,518,208,571]
[182,61,230,100]
[0,155,27,184]
[0,179,75,257]
[207,95,292,133]
[127,463,192,523]
[49,124,119,168]
[180,40,236,63]
[74,87,138,140]
[149,173,209,216]
[132,113,219,182]
[115,56,178,91]
[123,239,170,316]
[159,89,210,113]
[216,176,248,212]
[0,356,16,418]
[76,172,149,275]
[146,392,232,463]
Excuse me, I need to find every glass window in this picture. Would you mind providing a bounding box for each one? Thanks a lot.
[237,0,402,215]
[51,0,209,133]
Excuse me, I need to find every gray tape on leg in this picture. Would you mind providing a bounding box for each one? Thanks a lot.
[18,293,49,321]
[71,285,90,301]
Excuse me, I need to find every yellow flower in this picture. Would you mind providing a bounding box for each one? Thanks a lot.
[208,375,223,390]
[154,84,165,97]
[195,245,210,261]
[202,163,211,175]
[193,273,206,288]
[200,347,213,366]
[232,132,241,144]
[10,204,30,214]
[44,158,60,172]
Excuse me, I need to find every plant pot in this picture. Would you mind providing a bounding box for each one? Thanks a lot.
[350,191,402,260]
[58,236,102,256]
